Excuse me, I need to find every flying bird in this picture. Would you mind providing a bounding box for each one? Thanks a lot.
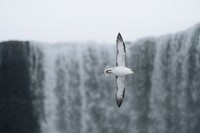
[104,33,134,107]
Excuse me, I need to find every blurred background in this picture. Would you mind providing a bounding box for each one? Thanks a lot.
[0,0,200,133]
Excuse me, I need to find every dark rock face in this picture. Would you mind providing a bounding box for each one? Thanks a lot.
[0,41,39,133]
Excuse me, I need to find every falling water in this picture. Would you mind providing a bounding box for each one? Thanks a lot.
[28,24,200,133]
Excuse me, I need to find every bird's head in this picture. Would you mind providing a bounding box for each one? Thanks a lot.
[130,69,135,74]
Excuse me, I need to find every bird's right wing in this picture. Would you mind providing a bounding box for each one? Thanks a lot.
[116,75,125,107]
[116,33,126,66]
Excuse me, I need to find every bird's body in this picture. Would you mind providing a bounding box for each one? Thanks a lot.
[104,33,134,107]
[104,66,133,76]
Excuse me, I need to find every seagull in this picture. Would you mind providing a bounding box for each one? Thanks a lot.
[104,33,134,107]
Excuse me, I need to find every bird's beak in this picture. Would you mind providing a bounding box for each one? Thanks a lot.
[132,71,135,74]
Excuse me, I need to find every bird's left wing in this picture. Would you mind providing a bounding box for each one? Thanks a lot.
[116,76,125,107]
[116,33,126,66]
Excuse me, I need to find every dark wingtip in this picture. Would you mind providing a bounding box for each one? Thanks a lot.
[116,97,123,107]
[117,33,123,41]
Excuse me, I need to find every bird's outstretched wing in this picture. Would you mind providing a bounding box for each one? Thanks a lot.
[116,33,126,66]
[116,76,125,107]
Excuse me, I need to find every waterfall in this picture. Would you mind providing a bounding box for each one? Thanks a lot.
[127,23,200,133]
[5,23,197,133]
[30,42,136,133]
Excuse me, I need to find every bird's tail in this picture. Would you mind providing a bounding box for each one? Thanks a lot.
[104,65,111,77]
